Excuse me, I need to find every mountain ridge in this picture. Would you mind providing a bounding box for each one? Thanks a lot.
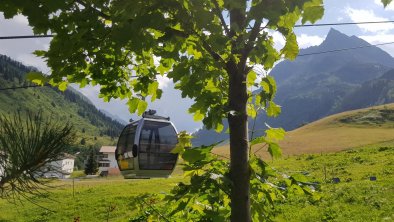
[192,29,394,146]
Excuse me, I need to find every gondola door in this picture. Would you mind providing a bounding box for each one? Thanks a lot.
[138,120,178,172]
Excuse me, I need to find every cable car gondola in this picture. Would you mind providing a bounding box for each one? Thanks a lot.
[115,110,178,179]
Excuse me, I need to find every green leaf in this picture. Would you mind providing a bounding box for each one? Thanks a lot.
[249,156,270,175]
[247,104,257,118]
[267,143,282,159]
[157,64,170,75]
[193,110,205,121]
[266,101,281,117]
[205,79,220,92]
[58,81,68,91]
[265,127,285,142]
[281,32,299,60]
[381,0,393,7]
[33,50,46,57]
[187,45,202,59]
[215,122,224,133]
[247,70,257,87]
[182,147,210,164]
[137,100,148,115]
[26,72,47,86]
[148,81,159,101]
[172,131,193,154]
[260,76,277,102]
[278,9,300,29]
[302,0,324,24]
[250,136,266,146]
[79,78,88,88]
[127,98,139,113]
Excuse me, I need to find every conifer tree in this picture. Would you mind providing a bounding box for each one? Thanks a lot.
[84,148,98,175]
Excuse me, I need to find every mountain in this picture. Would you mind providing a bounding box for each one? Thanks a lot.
[0,54,124,148]
[100,109,128,125]
[192,29,394,146]
[339,70,394,110]
[213,103,394,159]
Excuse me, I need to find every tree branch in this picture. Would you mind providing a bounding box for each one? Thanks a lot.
[200,36,226,64]
[178,1,227,66]
[211,0,230,36]
[241,20,262,65]
[159,26,226,65]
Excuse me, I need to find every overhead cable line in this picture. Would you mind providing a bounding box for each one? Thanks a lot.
[294,20,394,27]
[298,41,394,57]
[1,41,394,91]
[0,42,393,90]
[0,34,53,40]
[1,20,394,40]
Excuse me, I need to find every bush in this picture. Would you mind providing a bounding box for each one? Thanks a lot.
[70,171,86,178]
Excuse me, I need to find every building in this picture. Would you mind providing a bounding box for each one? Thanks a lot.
[98,146,120,176]
[41,153,76,179]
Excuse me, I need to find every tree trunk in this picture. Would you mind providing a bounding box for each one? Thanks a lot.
[227,62,250,222]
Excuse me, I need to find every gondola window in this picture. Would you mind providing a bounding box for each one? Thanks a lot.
[139,121,178,170]
[116,124,137,170]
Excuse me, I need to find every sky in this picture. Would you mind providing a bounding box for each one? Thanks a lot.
[1,0,394,132]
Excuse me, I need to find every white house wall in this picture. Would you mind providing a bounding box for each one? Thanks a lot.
[42,158,74,179]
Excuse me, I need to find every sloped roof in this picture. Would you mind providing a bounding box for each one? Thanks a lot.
[62,153,76,159]
[100,146,116,153]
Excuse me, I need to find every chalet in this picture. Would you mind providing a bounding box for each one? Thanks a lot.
[98,146,120,176]
[41,153,76,179]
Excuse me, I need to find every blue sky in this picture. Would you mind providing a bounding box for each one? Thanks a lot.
[1,0,394,132]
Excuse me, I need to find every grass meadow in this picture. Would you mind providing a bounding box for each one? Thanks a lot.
[0,141,393,221]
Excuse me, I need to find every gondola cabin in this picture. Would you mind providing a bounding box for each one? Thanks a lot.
[116,110,178,179]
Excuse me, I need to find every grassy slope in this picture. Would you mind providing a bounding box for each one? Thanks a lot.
[273,141,394,221]
[214,103,394,159]
[0,177,185,222]
[0,142,392,221]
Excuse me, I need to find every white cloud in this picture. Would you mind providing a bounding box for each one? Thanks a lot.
[270,31,286,50]
[374,0,394,11]
[359,34,394,43]
[16,53,49,73]
[297,34,324,48]
[13,14,29,25]
[345,7,394,33]
[269,31,324,51]
[156,75,171,89]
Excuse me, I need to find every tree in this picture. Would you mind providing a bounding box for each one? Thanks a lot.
[382,0,394,7]
[0,112,75,199]
[84,148,98,175]
[1,0,391,221]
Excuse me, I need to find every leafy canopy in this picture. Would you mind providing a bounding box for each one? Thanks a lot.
[1,0,323,130]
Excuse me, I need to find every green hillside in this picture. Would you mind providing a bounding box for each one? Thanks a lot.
[0,54,124,148]
[266,103,394,158]
[213,103,394,159]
